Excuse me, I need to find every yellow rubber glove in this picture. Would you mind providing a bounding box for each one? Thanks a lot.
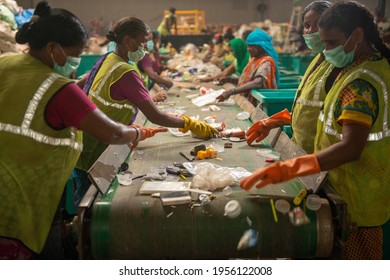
[240,154,321,190]
[179,116,219,139]
[246,109,291,145]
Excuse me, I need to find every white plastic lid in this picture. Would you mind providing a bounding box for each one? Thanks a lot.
[306,194,322,211]
[116,174,133,186]
[224,200,242,218]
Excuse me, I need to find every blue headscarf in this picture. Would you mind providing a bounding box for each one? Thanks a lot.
[246,29,280,85]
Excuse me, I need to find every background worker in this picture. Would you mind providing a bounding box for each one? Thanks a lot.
[0,1,165,260]
[241,1,390,259]
[216,28,279,105]
[246,0,333,154]
[76,16,218,198]
[157,7,177,46]
[200,38,250,84]
[137,29,174,90]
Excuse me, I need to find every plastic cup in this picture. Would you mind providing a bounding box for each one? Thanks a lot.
[223,186,233,196]
[275,199,291,214]
[305,194,322,211]
[224,200,241,218]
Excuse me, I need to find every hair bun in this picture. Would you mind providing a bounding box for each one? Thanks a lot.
[34,1,51,17]
[106,31,117,42]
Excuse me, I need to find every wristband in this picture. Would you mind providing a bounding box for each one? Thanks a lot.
[231,88,236,94]
[134,127,142,142]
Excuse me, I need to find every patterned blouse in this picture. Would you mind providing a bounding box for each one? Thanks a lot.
[334,53,381,127]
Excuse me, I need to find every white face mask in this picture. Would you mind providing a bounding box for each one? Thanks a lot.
[127,40,145,62]
[52,44,81,77]
[323,34,356,68]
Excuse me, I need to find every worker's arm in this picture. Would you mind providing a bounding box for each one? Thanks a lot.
[316,123,369,170]
[143,66,173,89]
[137,99,184,127]
[216,76,263,101]
[200,63,236,82]
[79,109,167,144]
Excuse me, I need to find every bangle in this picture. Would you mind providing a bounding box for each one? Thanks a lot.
[231,88,236,94]
[133,127,142,142]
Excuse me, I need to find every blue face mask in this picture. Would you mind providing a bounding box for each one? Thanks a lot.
[303,32,325,54]
[52,44,81,77]
[323,36,355,68]
[146,40,154,52]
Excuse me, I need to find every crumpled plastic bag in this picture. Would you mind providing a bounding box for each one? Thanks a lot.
[188,162,250,191]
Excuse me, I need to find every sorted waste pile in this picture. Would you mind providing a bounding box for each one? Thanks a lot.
[0,0,31,55]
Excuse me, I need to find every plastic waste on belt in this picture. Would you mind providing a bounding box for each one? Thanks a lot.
[192,89,225,107]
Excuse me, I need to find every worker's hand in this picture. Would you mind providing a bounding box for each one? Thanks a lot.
[216,90,232,102]
[246,109,291,145]
[163,79,174,89]
[179,115,219,139]
[240,154,321,190]
[199,76,213,83]
[217,77,231,84]
[153,90,168,102]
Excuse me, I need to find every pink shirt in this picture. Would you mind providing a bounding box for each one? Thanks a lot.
[46,83,97,130]
[109,70,152,105]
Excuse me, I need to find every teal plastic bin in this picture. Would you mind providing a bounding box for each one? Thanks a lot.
[278,82,300,89]
[77,54,101,77]
[251,89,295,116]
[291,54,315,75]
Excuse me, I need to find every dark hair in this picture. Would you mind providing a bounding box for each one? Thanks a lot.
[169,7,176,13]
[15,1,87,49]
[319,1,390,63]
[152,29,160,40]
[301,1,332,22]
[106,17,148,43]
[242,30,252,41]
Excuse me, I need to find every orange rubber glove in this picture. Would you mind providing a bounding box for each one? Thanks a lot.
[246,109,291,145]
[240,154,321,190]
[179,115,219,139]
[130,125,168,149]
[139,126,168,140]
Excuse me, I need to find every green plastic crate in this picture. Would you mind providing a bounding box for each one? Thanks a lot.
[251,89,295,116]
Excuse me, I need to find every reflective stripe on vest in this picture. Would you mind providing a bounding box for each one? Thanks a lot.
[318,68,390,141]
[296,64,332,108]
[89,61,137,113]
[0,73,82,151]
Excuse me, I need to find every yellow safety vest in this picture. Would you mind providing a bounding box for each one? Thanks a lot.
[291,54,333,153]
[315,57,390,226]
[77,52,137,171]
[0,54,82,253]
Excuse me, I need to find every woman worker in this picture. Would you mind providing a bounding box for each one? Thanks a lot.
[78,17,217,178]
[241,1,390,259]
[200,38,250,85]
[216,28,279,106]
[246,0,333,154]
[0,1,164,259]
[137,29,174,90]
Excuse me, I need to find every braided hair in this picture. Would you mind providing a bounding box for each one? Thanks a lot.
[106,17,148,44]
[318,1,390,64]
[15,1,87,49]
